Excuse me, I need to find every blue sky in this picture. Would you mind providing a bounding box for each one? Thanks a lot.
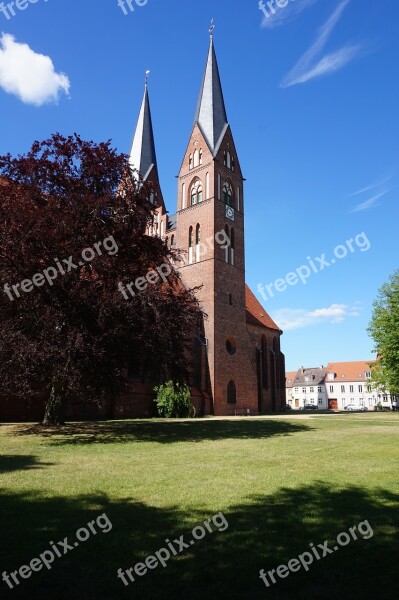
[0,0,398,370]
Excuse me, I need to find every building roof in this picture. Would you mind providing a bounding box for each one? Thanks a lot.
[285,371,297,388]
[245,285,281,331]
[194,38,229,154]
[325,361,375,382]
[292,367,327,386]
[129,84,158,182]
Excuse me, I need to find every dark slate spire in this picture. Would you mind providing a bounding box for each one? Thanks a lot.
[194,37,229,153]
[129,80,158,181]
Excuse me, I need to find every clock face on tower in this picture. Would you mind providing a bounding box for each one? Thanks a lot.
[225,205,235,221]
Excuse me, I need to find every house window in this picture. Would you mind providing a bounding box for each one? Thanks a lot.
[302,388,306,394]
[295,387,299,393]
[358,385,363,393]
[365,371,371,378]
[223,181,233,207]
[341,385,345,393]
[310,387,314,393]
[330,386,334,392]
[349,385,354,393]
[318,386,322,392]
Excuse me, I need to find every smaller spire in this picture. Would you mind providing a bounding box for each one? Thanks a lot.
[129,75,158,181]
[209,18,215,39]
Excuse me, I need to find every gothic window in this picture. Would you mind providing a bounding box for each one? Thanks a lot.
[227,380,236,404]
[224,225,230,264]
[199,149,203,165]
[223,151,227,166]
[193,149,199,168]
[223,181,233,207]
[190,180,203,206]
[231,156,235,172]
[189,154,193,170]
[230,228,235,266]
[188,226,193,265]
[261,336,268,389]
[226,151,231,169]
[171,234,175,246]
[195,224,201,262]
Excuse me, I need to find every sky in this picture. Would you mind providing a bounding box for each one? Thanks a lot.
[0,0,398,370]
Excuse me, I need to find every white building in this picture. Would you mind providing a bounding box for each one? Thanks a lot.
[286,361,398,411]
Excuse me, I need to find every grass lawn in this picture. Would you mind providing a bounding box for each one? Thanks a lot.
[1,413,398,599]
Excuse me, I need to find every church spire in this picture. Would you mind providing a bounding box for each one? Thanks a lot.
[129,74,158,181]
[193,33,229,154]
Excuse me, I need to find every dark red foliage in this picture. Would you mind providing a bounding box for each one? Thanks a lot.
[0,134,201,422]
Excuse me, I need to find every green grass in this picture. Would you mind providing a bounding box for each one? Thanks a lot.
[1,414,398,599]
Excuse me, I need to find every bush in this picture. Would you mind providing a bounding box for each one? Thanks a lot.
[154,381,195,418]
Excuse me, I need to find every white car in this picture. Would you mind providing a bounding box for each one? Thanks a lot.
[345,404,368,412]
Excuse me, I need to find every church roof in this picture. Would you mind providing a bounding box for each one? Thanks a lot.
[129,84,158,181]
[245,285,281,332]
[194,38,229,153]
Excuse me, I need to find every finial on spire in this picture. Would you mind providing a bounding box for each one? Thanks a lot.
[209,18,215,39]
[145,70,150,86]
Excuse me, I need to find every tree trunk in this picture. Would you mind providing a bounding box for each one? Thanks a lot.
[42,381,65,426]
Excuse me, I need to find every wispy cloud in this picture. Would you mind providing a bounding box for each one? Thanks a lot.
[349,176,392,197]
[261,0,319,30]
[280,0,362,88]
[0,34,70,106]
[271,302,361,331]
[350,190,390,213]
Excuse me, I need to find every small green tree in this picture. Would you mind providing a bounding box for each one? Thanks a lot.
[154,381,195,418]
[368,271,399,395]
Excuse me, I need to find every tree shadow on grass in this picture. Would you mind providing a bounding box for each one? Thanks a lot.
[12,419,313,446]
[0,482,398,600]
[0,455,54,473]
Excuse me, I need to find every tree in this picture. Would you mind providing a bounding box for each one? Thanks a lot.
[0,134,201,425]
[154,381,195,418]
[368,271,399,395]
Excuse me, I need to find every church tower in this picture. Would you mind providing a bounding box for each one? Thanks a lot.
[175,34,263,415]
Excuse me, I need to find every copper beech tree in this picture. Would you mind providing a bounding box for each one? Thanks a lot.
[0,134,201,425]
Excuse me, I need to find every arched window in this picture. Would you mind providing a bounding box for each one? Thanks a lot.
[190,180,203,206]
[226,151,231,169]
[189,154,193,170]
[224,225,230,264]
[206,172,210,200]
[231,156,235,172]
[230,228,235,266]
[171,234,175,246]
[223,181,233,207]
[195,224,201,262]
[193,149,199,168]
[223,151,227,166]
[199,149,203,165]
[188,227,193,264]
[227,380,236,404]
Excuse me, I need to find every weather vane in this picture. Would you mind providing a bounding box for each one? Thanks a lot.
[209,18,215,38]
[145,70,150,85]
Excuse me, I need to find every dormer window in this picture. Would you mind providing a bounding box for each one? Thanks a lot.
[328,372,335,380]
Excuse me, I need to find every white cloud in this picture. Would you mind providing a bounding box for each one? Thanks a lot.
[0,33,70,106]
[261,0,319,30]
[271,303,361,331]
[280,0,362,88]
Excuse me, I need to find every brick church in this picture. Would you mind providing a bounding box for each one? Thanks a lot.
[0,34,286,422]
[126,33,286,417]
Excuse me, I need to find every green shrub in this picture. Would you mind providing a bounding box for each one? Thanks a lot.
[154,381,195,418]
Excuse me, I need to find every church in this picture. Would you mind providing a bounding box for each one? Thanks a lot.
[125,33,286,417]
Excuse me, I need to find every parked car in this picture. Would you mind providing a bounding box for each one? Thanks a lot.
[300,404,318,411]
[344,404,368,411]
